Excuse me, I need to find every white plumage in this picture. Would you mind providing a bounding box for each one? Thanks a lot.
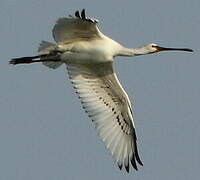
[10,9,193,172]
[66,62,142,171]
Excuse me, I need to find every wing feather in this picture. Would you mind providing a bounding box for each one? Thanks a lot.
[53,9,102,44]
[66,62,143,171]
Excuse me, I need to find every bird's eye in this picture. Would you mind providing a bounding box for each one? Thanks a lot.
[151,45,157,48]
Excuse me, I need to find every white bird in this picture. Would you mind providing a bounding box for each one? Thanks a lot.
[10,9,193,172]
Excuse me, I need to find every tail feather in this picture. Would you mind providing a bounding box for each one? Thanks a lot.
[42,61,63,69]
[38,41,63,69]
[38,41,55,55]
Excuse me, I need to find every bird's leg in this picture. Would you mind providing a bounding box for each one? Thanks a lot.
[9,55,60,65]
[10,51,62,65]
[10,55,41,64]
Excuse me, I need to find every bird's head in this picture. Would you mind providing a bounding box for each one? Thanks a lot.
[144,43,193,54]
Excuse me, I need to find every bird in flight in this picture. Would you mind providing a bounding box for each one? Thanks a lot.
[10,9,193,172]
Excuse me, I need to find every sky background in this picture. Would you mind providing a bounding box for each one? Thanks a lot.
[1,0,199,179]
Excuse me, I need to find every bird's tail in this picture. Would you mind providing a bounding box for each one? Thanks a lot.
[38,41,63,69]
[10,41,63,69]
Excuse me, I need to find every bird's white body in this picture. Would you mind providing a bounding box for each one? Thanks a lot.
[11,9,192,173]
[59,37,123,63]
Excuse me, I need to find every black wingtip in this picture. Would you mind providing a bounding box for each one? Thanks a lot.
[73,9,98,23]
[124,157,130,173]
[139,160,143,166]
[135,143,143,166]
[118,164,122,170]
[81,9,86,19]
[75,9,86,19]
[133,130,143,166]
[75,10,80,18]
[125,164,129,173]
[131,156,138,171]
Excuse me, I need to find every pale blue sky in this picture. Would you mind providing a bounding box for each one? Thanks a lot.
[1,0,199,179]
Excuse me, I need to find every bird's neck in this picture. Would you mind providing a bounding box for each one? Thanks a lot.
[117,46,149,57]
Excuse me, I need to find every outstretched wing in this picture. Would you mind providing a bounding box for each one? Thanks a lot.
[66,62,143,172]
[52,9,102,44]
